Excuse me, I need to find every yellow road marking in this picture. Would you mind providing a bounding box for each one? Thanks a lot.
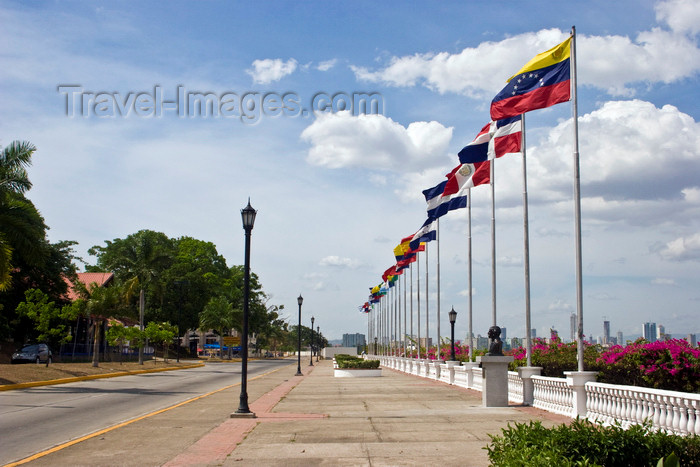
[3,363,294,467]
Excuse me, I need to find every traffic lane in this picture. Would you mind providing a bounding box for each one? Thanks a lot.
[0,359,289,465]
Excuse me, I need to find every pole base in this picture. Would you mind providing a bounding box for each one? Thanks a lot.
[295,371,303,376]
[230,411,257,418]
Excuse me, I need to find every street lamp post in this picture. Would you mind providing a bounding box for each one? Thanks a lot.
[296,294,303,376]
[316,325,320,362]
[233,199,256,417]
[310,316,315,366]
[449,306,457,362]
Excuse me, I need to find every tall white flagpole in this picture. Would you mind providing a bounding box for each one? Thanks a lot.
[416,250,421,360]
[571,26,585,372]
[425,241,430,355]
[521,114,533,366]
[436,218,441,359]
[467,189,474,360]
[403,271,407,357]
[410,263,414,357]
[490,159,497,327]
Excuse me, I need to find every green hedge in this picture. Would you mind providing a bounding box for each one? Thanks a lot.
[335,354,380,369]
[486,419,700,466]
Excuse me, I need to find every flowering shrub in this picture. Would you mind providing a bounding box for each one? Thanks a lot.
[597,338,700,393]
[508,337,602,377]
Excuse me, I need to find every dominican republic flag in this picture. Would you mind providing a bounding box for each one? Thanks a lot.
[490,37,571,120]
[458,116,522,164]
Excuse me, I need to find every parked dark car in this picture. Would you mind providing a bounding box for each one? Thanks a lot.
[11,343,52,364]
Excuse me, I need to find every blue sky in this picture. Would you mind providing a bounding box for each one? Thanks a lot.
[1,0,699,343]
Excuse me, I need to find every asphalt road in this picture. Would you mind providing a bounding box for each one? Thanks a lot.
[0,359,290,465]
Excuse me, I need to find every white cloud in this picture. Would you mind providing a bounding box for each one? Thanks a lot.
[246,58,298,84]
[317,59,338,71]
[319,255,362,269]
[498,256,522,267]
[548,299,572,311]
[656,0,700,36]
[651,277,678,285]
[524,100,700,226]
[352,25,700,97]
[301,112,453,172]
[656,233,700,262]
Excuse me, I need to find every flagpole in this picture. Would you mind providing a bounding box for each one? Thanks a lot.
[410,263,414,358]
[467,188,474,361]
[436,218,441,360]
[490,159,497,327]
[416,251,421,360]
[403,271,407,357]
[521,114,533,367]
[425,241,430,355]
[571,26,585,372]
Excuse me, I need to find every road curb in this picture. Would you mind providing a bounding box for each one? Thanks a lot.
[0,363,205,391]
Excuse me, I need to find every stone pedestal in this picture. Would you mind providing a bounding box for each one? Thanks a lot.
[477,355,514,407]
[564,371,597,416]
[517,366,542,406]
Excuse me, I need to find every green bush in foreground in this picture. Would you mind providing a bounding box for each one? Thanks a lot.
[334,354,380,369]
[486,419,700,466]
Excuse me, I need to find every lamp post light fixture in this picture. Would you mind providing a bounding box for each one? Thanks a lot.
[296,294,303,376]
[310,316,315,366]
[449,306,457,362]
[316,325,320,362]
[233,199,257,418]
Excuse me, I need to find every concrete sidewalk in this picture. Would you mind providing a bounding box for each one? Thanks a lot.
[19,359,570,467]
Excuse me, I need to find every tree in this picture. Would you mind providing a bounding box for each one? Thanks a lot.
[15,288,74,364]
[105,324,141,365]
[145,321,176,363]
[199,296,236,358]
[0,141,37,290]
[89,230,174,364]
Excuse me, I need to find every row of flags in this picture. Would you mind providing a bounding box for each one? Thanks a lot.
[359,34,574,314]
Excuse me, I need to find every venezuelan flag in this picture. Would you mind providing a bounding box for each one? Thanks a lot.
[490,37,571,120]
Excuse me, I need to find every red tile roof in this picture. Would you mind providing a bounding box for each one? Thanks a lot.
[65,272,114,301]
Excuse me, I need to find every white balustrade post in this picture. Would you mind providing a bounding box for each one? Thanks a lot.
[564,371,597,418]
[517,366,542,406]
[463,361,479,389]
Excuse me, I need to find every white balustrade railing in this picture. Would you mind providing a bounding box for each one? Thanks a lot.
[508,371,524,404]
[532,375,574,417]
[472,367,483,391]
[369,355,700,436]
[586,382,700,436]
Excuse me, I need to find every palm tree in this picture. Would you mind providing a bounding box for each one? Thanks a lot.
[199,296,236,359]
[89,230,174,364]
[0,141,41,290]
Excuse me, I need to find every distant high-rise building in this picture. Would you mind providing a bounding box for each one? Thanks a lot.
[603,320,611,345]
[687,334,697,346]
[530,328,537,338]
[570,313,577,342]
[476,335,489,350]
[642,322,657,342]
[657,324,666,340]
[617,331,624,346]
[500,327,507,341]
[342,333,366,348]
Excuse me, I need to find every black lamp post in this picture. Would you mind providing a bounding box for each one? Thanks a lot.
[449,306,457,362]
[374,337,378,355]
[296,294,303,376]
[234,199,256,417]
[316,326,320,362]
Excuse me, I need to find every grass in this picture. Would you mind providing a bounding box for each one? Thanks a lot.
[0,360,199,385]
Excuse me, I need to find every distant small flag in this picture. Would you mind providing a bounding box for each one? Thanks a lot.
[490,37,571,120]
[458,116,522,164]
